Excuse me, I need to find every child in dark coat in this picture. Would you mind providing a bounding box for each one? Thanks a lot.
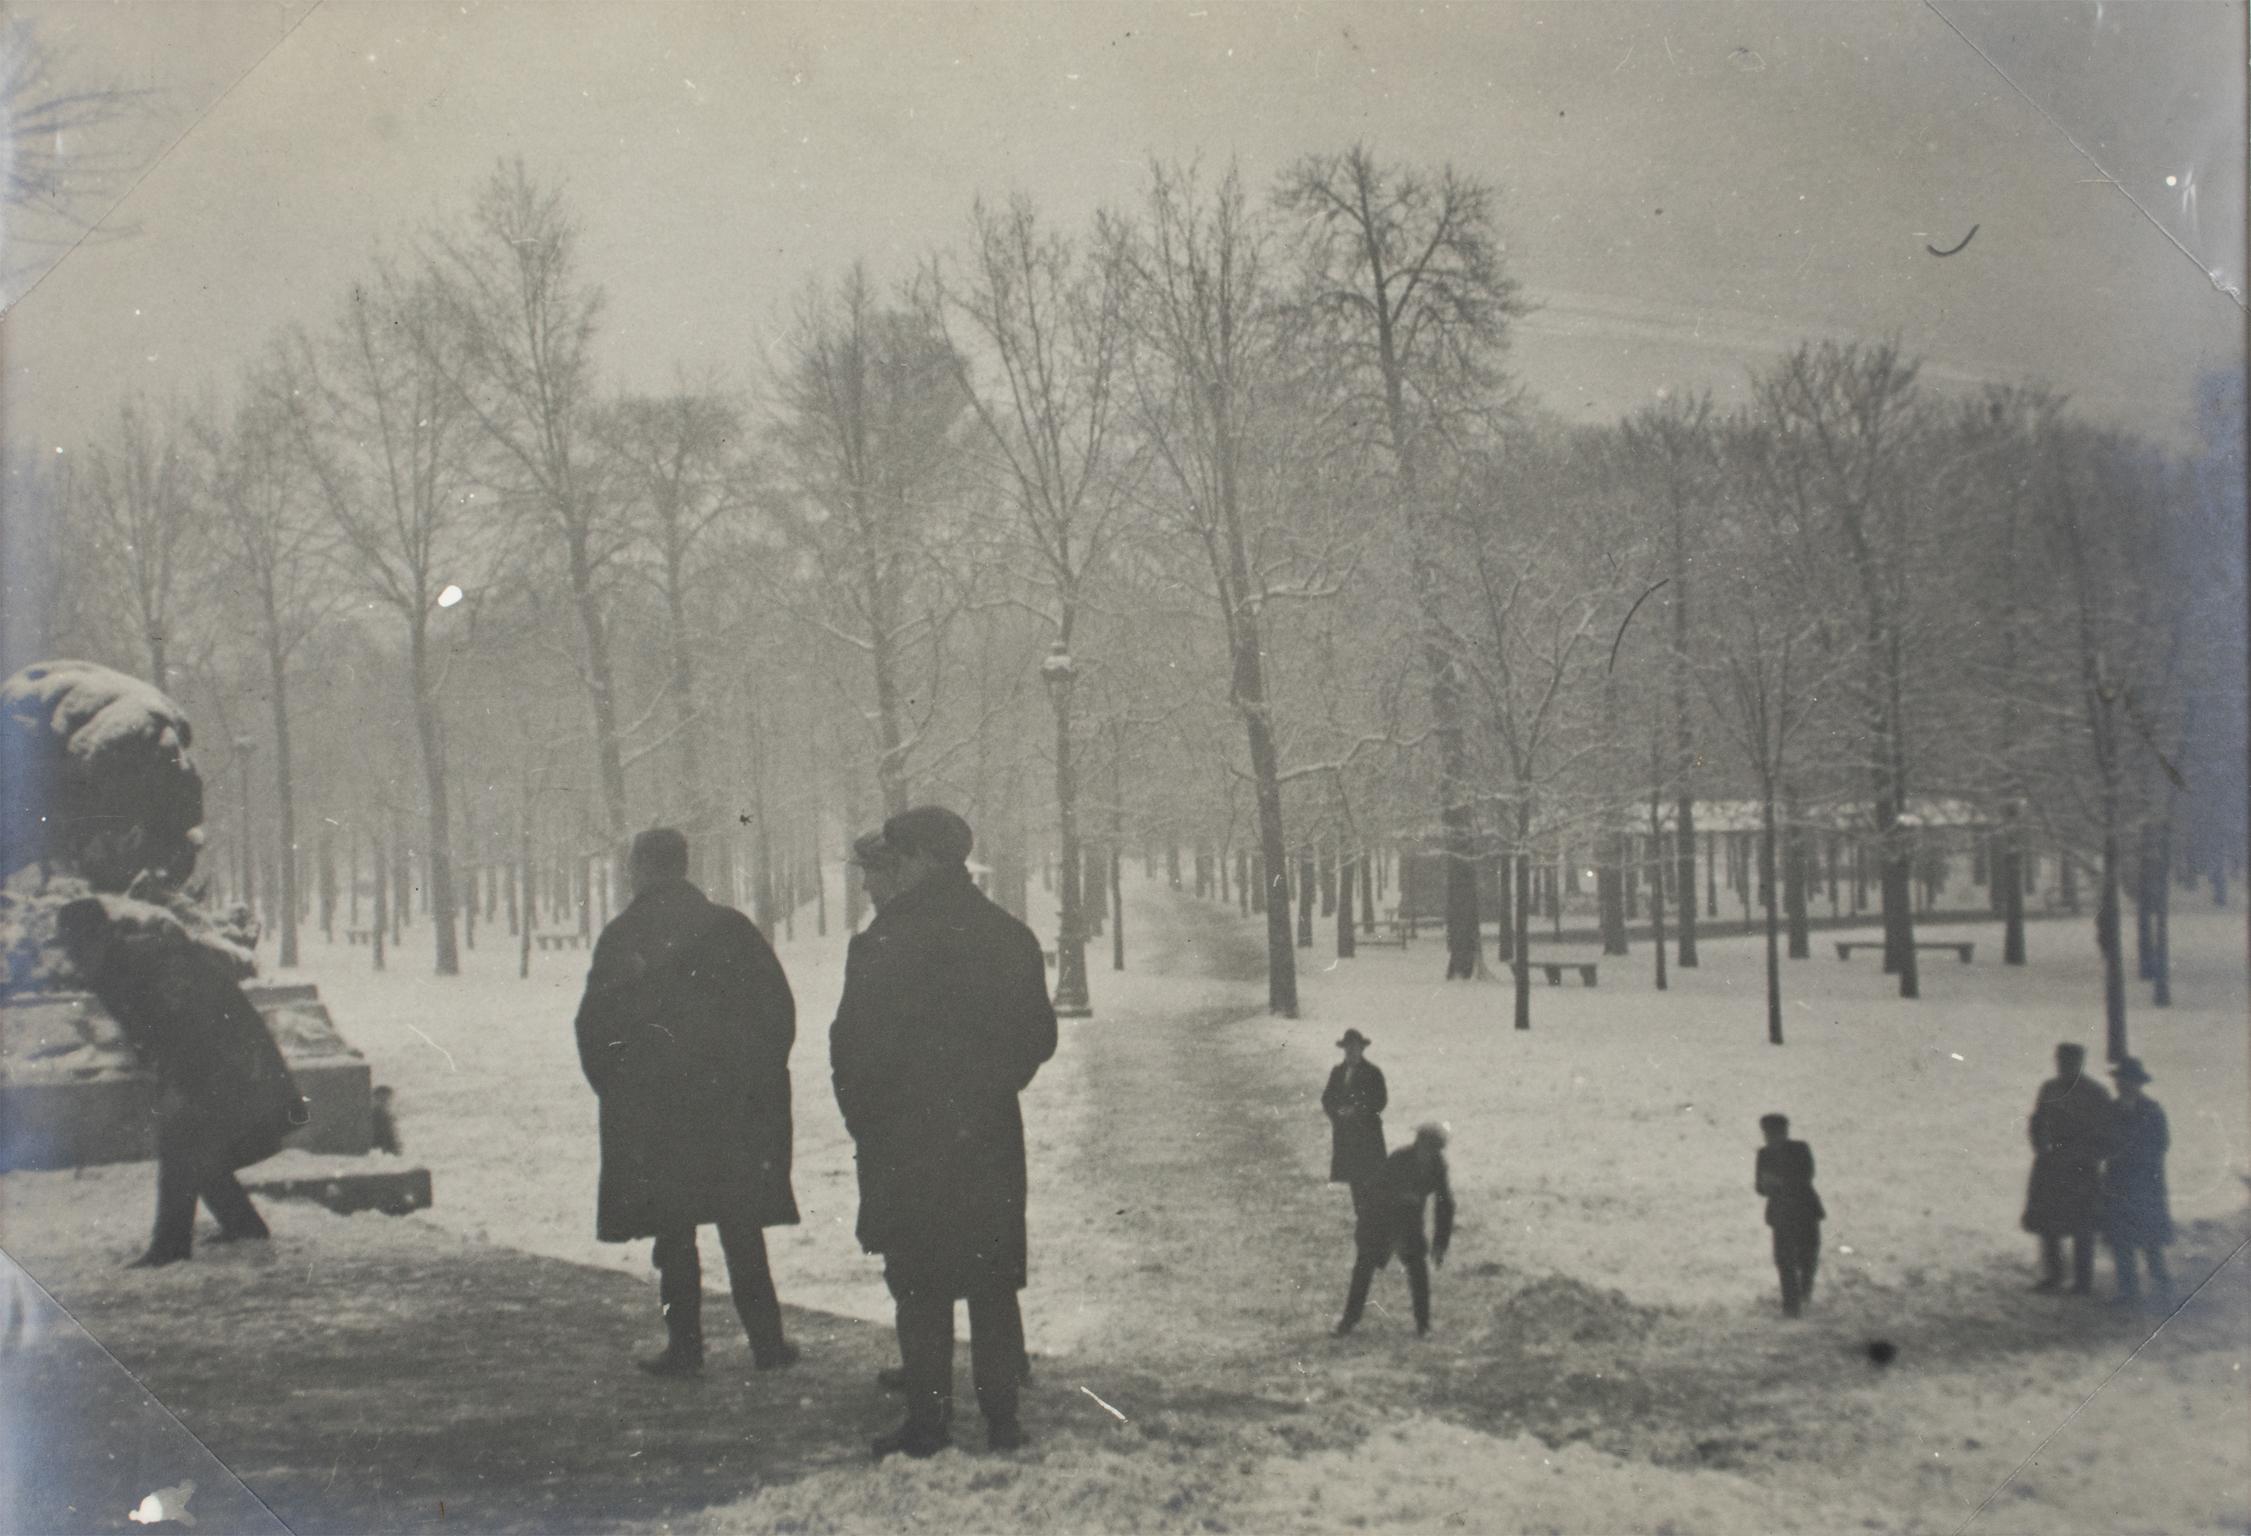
[1756,1114,1826,1317]
[1334,1126,1453,1337]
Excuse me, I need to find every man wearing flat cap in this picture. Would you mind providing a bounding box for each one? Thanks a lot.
[574,827,801,1377]
[831,806,1058,1459]
[2102,1056,2173,1303]
[2022,1041,2111,1295]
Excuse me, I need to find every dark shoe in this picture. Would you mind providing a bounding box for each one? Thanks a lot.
[877,1364,910,1391]
[1782,1300,1803,1318]
[871,1421,950,1461]
[127,1246,190,1269]
[754,1342,801,1372]
[987,1418,1029,1453]
[1332,1317,1358,1337]
[637,1348,704,1379]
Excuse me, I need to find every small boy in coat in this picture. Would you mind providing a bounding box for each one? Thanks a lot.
[2103,1057,2173,1304]
[1334,1125,1453,1337]
[1756,1113,1825,1317]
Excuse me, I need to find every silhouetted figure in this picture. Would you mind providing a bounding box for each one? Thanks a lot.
[1756,1113,1825,1317]
[574,828,801,1377]
[1322,1028,1388,1225]
[2023,1042,2112,1295]
[833,807,1056,1460]
[2103,1056,2173,1304]
[368,1085,402,1156]
[1335,1125,1454,1337]
[54,898,300,1267]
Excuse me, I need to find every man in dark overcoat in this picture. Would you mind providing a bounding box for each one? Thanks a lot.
[2102,1056,2173,1303]
[1755,1113,1826,1317]
[1321,1028,1388,1221]
[1334,1125,1454,1337]
[574,828,801,1376]
[831,806,1057,1459]
[2022,1041,2112,1294]
[55,897,302,1267]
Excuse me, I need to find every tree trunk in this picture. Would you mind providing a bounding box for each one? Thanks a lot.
[371,821,388,972]
[1337,848,1358,958]
[406,627,461,976]
[2098,806,2128,1062]
[1648,767,1669,993]
[1296,845,1315,949]
[1512,832,1533,1031]
[1360,851,1376,935]
[1783,813,1809,960]
[1051,687,1091,1014]
[1245,718,1298,1016]
[517,805,534,980]
[317,822,336,943]
[566,535,633,869]
[1494,849,1514,964]
[1762,791,1783,1044]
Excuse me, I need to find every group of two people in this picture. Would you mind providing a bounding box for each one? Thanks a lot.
[570,808,1056,1461]
[2023,1040,2175,1302]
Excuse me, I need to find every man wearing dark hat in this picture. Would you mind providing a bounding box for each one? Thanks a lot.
[831,806,1057,1459]
[1321,1028,1388,1220]
[2022,1042,2112,1295]
[2102,1056,2173,1303]
[1335,1125,1454,1337]
[1755,1113,1826,1317]
[574,827,802,1377]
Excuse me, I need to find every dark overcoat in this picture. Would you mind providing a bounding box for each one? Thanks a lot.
[2102,1097,2173,1248]
[830,866,1057,1296]
[1321,1059,1388,1185]
[574,878,798,1243]
[1353,1143,1455,1266]
[69,902,299,1172]
[2022,1071,2113,1235]
[1755,1140,1826,1235]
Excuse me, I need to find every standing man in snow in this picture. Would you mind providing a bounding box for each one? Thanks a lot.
[1335,1125,1454,1337]
[1322,1028,1388,1220]
[2103,1057,2173,1303]
[832,806,1057,1460]
[2022,1041,2112,1295]
[574,827,801,1377]
[1755,1113,1825,1317]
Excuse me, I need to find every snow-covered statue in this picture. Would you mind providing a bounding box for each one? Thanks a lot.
[0,659,206,893]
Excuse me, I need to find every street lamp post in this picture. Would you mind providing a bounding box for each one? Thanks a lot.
[234,735,257,918]
[1041,642,1093,1018]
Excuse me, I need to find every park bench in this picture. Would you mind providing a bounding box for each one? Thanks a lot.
[1515,958,1598,987]
[1834,939,1974,964]
[532,933,586,953]
[344,928,374,946]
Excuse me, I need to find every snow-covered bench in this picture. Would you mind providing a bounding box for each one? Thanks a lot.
[1834,939,1974,963]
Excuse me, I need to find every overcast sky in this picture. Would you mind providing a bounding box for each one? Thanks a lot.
[3,1,2242,458]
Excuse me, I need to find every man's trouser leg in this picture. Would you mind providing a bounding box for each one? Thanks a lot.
[2069,1229,2095,1293]
[1799,1229,1819,1302]
[714,1220,788,1363]
[1403,1253,1432,1333]
[1774,1230,1802,1314]
[966,1287,1025,1430]
[199,1168,268,1239]
[2146,1245,2173,1295]
[2038,1233,2066,1286]
[1339,1245,1380,1331]
[891,1285,954,1439]
[147,1132,201,1260]
[651,1230,706,1361]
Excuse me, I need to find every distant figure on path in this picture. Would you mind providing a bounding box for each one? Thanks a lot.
[1755,1113,1825,1317]
[2102,1056,2173,1304]
[2022,1041,2112,1295]
[55,898,301,1268]
[1335,1125,1454,1337]
[832,806,1057,1460]
[1322,1028,1388,1220]
[574,827,801,1377]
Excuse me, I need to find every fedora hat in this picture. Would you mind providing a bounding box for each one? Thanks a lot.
[1336,1028,1371,1050]
[2109,1056,2153,1085]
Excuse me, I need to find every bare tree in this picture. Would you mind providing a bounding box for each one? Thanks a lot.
[927,190,1133,1016]
[66,397,200,691]
[1276,144,1525,982]
[423,159,637,865]
[191,387,340,967]
[603,381,754,883]
[277,267,482,976]
[770,262,969,816]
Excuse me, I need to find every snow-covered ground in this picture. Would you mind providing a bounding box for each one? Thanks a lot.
[5,869,2244,1534]
[1264,902,2251,1312]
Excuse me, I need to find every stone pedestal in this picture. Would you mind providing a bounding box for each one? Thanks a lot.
[0,982,372,1171]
